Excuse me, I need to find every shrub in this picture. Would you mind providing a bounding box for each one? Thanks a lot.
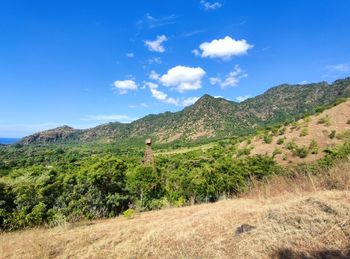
[237,147,251,157]
[276,138,285,145]
[347,119,350,125]
[272,148,282,158]
[293,146,308,158]
[308,140,319,154]
[329,130,336,139]
[123,209,135,219]
[263,134,273,144]
[299,127,308,137]
[285,140,297,151]
[303,116,311,123]
[278,127,286,135]
[317,115,331,126]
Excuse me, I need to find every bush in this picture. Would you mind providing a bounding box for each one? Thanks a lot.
[329,130,336,139]
[293,146,308,158]
[237,147,251,157]
[285,140,297,151]
[347,119,350,125]
[317,115,331,126]
[276,138,285,145]
[122,209,135,219]
[278,127,286,135]
[263,134,273,144]
[299,127,308,137]
[303,116,311,123]
[308,140,319,154]
[272,148,282,158]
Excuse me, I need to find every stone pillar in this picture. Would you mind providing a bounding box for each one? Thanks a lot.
[142,138,155,165]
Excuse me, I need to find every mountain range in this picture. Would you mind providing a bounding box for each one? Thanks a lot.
[20,77,350,145]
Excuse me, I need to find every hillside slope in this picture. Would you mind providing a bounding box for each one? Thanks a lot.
[21,77,350,145]
[1,187,350,258]
[239,99,350,165]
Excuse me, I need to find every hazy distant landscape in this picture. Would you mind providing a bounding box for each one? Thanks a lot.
[1,1,350,258]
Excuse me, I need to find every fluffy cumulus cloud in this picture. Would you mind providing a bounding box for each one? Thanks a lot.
[113,79,138,94]
[145,35,168,53]
[200,0,222,10]
[159,65,206,92]
[145,82,179,105]
[235,95,251,102]
[210,65,247,88]
[145,82,199,107]
[194,36,253,60]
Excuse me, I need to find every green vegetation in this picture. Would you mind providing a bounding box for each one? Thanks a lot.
[0,142,281,231]
[308,140,319,154]
[293,146,309,158]
[263,134,273,144]
[299,127,309,137]
[20,78,350,146]
[272,148,282,158]
[285,140,298,151]
[317,115,331,126]
[329,130,337,139]
[276,138,285,145]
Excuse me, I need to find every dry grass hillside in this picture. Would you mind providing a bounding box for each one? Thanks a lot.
[1,161,350,259]
[239,99,350,165]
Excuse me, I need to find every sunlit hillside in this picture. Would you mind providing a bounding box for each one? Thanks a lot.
[1,161,350,259]
[239,99,350,165]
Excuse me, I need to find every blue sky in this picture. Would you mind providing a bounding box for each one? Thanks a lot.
[1,0,350,137]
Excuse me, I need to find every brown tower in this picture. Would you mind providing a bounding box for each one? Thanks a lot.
[142,138,155,165]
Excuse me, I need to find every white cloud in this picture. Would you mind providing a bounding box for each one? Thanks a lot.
[159,65,206,92]
[126,52,134,58]
[182,97,200,106]
[145,82,178,105]
[113,80,138,94]
[200,0,222,10]
[323,63,350,78]
[145,82,199,106]
[145,35,167,53]
[194,36,253,60]
[210,65,247,88]
[299,80,309,85]
[149,70,160,80]
[148,57,162,64]
[235,95,251,102]
[192,49,200,56]
[138,13,178,29]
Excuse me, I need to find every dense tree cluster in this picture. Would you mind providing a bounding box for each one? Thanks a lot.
[0,140,281,230]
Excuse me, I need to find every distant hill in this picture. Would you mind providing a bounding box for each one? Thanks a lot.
[20,77,350,145]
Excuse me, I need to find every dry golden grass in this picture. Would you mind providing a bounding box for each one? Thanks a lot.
[240,99,350,165]
[1,162,350,259]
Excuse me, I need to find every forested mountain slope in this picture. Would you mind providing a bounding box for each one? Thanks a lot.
[21,77,350,145]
